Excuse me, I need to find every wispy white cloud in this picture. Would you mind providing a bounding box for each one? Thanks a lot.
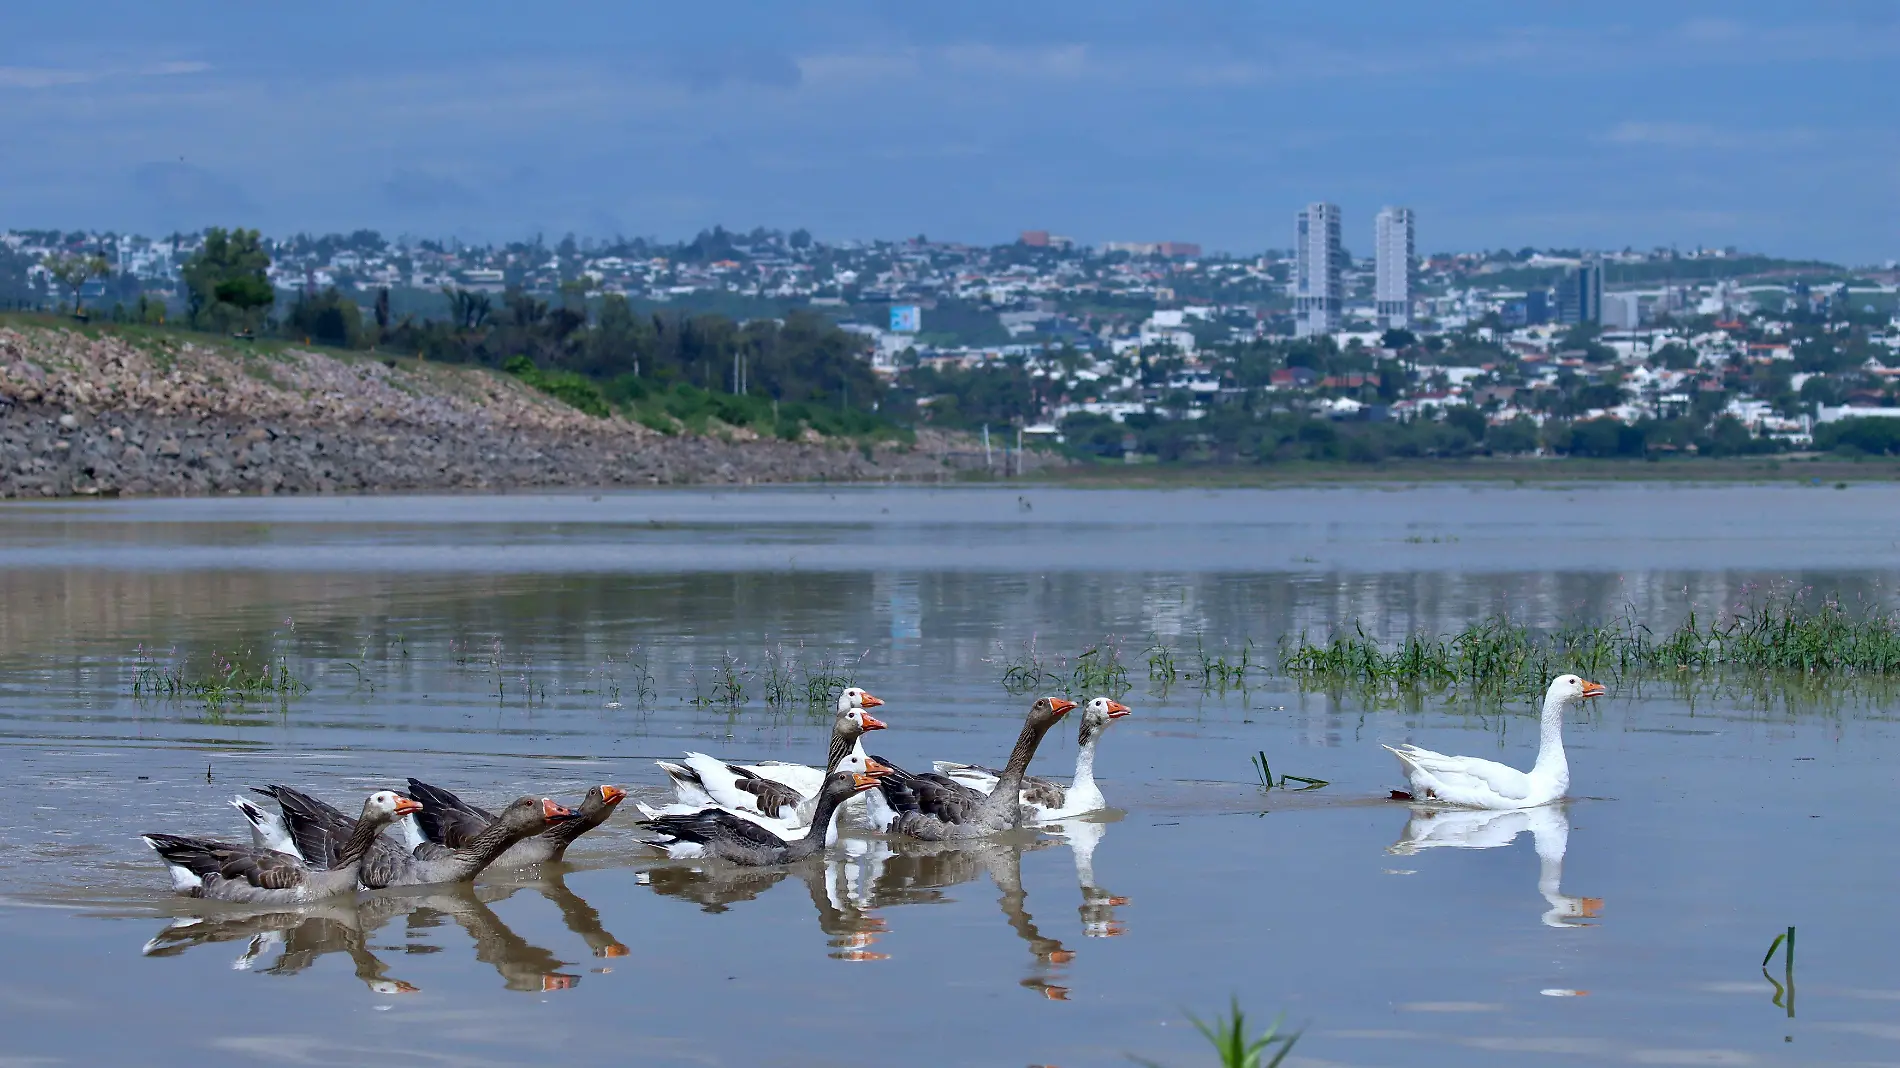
[1603,121,1821,151]
[0,60,207,90]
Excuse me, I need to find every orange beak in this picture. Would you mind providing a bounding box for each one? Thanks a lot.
[864,758,893,777]
[1580,680,1607,699]
[541,799,577,820]
[859,693,885,708]
[1581,897,1604,918]
[1051,698,1077,715]
[860,712,888,731]
[1105,701,1132,719]
[393,796,423,817]
[598,785,627,806]
[851,773,882,791]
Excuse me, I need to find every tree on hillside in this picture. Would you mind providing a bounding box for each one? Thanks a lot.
[41,254,113,316]
[182,228,273,332]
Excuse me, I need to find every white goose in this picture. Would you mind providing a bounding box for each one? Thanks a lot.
[635,748,884,845]
[1384,674,1604,809]
[652,688,886,829]
[933,697,1131,820]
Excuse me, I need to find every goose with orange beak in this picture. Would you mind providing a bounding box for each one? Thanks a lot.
[934,696,1132,819]
[654,687,888,829]
[398,781,627,869]
[872,696,1077,841]
[1385,674,1605,809]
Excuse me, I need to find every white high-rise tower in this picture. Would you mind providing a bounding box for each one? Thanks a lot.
[1294,202,1343,337]
[1374,206,1415,331]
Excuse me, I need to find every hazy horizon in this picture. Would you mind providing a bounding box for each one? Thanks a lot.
[4,1,1895,263]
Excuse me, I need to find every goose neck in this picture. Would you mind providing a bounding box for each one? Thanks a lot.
[992,714,1059,799]
[1071,732,1100,792]
[801,786,849,846]
[452,817,533,876]
[336,812,387,867]
[1531,694,1569,776]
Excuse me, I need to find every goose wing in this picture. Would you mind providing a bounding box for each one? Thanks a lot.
[930,761,1065,810]
[745,761,825,796]
[1386,744,1533,802]
[724,765,805,820]
[143,834,309,890]
[405,778,496,848]
[874,757,988,824]
[251,785,357,870]
[639,807,793,850]
[679,753,804,818]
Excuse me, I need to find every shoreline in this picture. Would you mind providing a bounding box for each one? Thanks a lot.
[0,323,1052,500]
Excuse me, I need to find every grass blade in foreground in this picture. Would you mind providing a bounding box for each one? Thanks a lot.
[1130,998,1299,1068]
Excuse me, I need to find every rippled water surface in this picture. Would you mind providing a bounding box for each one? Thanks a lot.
[2,483,1898,1067]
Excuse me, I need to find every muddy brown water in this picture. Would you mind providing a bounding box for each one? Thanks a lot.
[1,483,1897,1066]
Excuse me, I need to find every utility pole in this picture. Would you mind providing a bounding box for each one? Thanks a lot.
[983,424,992,470]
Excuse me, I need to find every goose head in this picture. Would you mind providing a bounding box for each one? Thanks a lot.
[496,796,580,834]
[1029,696,1078,730]
[818,769,887,804]
[1077,697,1131,743]
[836,705,888,738]
[836,687,885,715]
[359,790,423,827]
[581,785,627,817]
[1546,674,1607,706]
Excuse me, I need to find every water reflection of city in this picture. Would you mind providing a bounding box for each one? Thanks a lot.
[141,820,1127,1000]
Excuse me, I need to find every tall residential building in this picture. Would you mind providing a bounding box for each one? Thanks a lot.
[1294,202,1343,337]
[1373,207,1415,330]
[1556,256,1603,325]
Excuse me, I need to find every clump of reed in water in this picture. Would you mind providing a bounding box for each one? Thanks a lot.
[1279,593,1900,696]
[131,646,309,708]
[994,637,1133,697]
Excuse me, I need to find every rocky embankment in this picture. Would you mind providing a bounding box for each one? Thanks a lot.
[0,325,1049,498]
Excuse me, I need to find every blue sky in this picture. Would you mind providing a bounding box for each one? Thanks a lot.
[2,1,1894,262]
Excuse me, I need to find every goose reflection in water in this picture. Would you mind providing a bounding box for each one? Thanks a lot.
[140,875,625,992]
[1388,803,1601,928]
[640,820,1124,997]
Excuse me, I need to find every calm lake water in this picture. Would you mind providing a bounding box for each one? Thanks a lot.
[2,483,1897,1067]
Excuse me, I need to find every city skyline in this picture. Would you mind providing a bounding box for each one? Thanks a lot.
[2,2,1895,262]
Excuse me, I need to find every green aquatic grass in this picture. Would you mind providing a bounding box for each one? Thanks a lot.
[1278,594,1900,696]
[1250,751,1330,792]
[996,638,1134,697]
[131,647,310,708]
[1133,998,1299,1068]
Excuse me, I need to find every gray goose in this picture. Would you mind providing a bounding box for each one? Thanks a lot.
[872,696,1075,841]
[143,791,420,904]
[402,780,627,868]
[367,797,578,888]
[933,697,1131,819]
[637,771,882,866]
[256,784,577,889]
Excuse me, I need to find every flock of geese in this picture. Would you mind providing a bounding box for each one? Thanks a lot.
[142,674,1604,907]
